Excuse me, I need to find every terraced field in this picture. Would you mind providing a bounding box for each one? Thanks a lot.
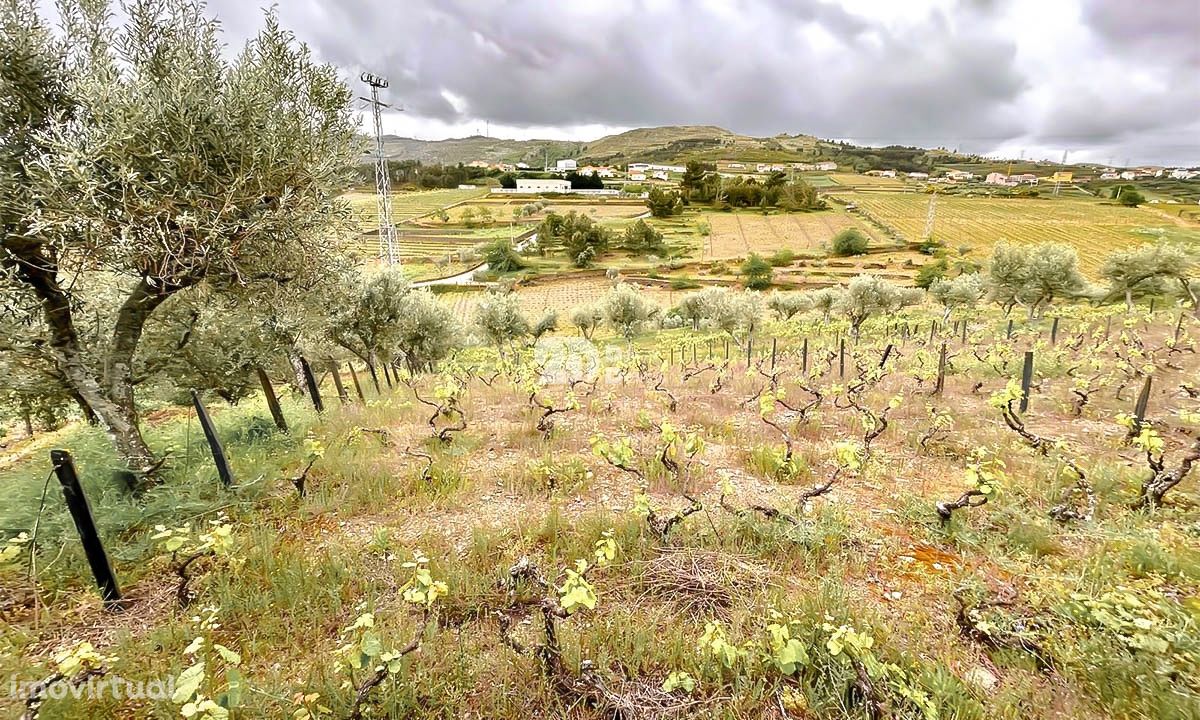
[436,276,675,321]
[699,209,881,259]
[843,191,1200,275]
[345,188,487,231]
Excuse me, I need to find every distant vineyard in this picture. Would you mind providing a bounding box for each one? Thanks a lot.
[344,188,487,231]
[843,192,1200,274]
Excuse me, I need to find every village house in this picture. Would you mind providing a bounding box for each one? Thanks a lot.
[578,165,617,178]
[467,160,490,169]
[816,161,838,171]
[945,169,974,182]
[555,159,578,172]
[908,172,929,180]
[628,172,647,181]
[985,172,1013,185]
[1100,172,1120,180]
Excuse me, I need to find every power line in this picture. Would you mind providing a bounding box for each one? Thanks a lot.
[361,72,400,267]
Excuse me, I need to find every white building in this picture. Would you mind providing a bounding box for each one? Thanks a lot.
[985,172,1010,185]
[578,165,616,178]
[945,170,975,182]
[816,161,838,171]
[908,172,930,180]
[628,172,647,181]
[555,159,578,172]
[1100,172,1120,180]
[515,178,572,193]
[628,163,684,173]
[1119,170,1137,180]
[651,171,669,181]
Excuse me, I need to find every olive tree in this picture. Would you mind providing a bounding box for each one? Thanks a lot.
[475,292,530,347]
[929,273,986,322]
[837,275,921,335]
[987,242,1086,319]
[1100,243,1197,313]
[767,290,810,320]
[603,283,656,340]
[801,287,846,323]
[0,1,358,483]
[329,271,412,365]
[570,304,604,339]
[670,287,761,337]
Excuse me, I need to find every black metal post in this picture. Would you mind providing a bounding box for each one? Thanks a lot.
[1133,375,1153,431]
[300,357,324,412]
[1050,317,1059,345]
[1019,350,1034,414]
[256,367,288,433]
[838,338,845,378]
[1006,319,1013,339]
[366,357,382,393]
[51,450,123,609]
[802,337,808,373]
[771,338,777,369]
[935,342,947,395]
[328,359,349,404]
[347,363,366,402]
[879,343,893,369]
[192,391,234,488]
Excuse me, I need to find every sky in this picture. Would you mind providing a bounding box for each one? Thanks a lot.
[199,1,1200,165]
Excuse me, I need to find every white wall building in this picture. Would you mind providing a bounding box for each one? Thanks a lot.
[515,178,572,193]
[555,159,578,172]
[816,161,838,171]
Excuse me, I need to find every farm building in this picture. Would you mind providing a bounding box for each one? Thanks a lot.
[945,170,974,181]
[628,163,684,173]
[908,172,929,179]
[628,172,647,181]
[816,161,838,171]
[555,159,578,172]
[984,172,1012,185]
[515,178,572,193]
[578,165,617,177]
[1011,173,1038,185]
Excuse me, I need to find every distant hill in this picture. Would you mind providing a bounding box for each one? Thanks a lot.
[369,125,1084,174]
[578,125,813,164]
[376,135,584,166]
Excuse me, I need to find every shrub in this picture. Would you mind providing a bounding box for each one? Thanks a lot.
[741,254,774,290]
[604,284,656,339]
[482,239,525,273]
[831,229,869,256]
[768,249,797,267]
[474,292,530,346]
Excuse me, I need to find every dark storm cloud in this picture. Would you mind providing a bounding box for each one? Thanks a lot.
[205,0,1200,164]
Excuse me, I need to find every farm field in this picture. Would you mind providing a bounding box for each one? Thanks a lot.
[843,191,1200,275]
[5,304,1200,720]
[344,188,487,231]
[437,275,676,320]
[699,209,882,259]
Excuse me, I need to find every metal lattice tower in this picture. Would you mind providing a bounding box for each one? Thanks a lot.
[1053,149,1069,197]
[922,190,937,240]
[361,72,399,266]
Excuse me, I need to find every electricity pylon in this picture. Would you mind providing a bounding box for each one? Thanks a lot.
[923,190,937,241]
[361,72,399,266]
